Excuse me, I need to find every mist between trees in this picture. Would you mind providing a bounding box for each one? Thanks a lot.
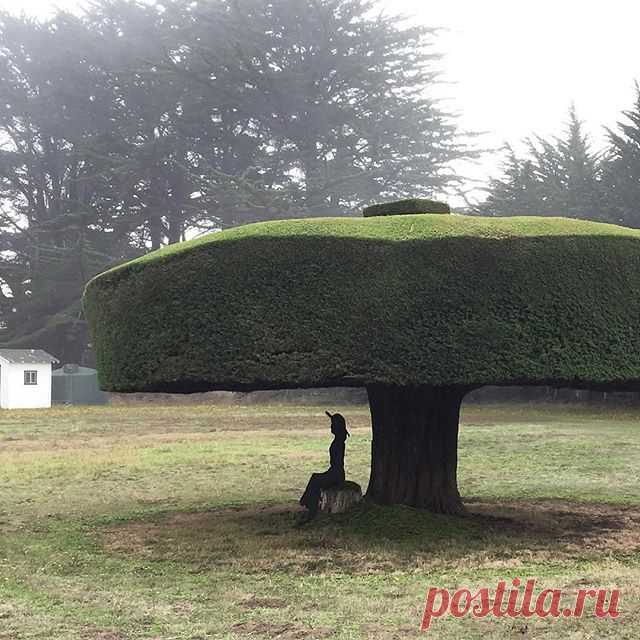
[0,0,638,363]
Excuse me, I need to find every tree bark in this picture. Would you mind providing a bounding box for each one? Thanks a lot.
[365,384,469,514]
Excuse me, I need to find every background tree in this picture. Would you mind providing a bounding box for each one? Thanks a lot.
[602,84,640,228]
[0,12,137,362]
[478,107,604,220]
[171,0,469,218]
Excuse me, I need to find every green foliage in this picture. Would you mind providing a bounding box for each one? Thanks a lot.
[0,12,137,361]
[362,199,450,217]
[172,0,469,216]
[478,107,604,220]
[85,214,640,392]
[602,84,640,228]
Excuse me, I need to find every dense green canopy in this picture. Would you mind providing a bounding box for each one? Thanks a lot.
[84,214,640,392]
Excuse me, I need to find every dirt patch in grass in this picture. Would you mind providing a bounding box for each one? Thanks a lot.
[466,498,640,553]
[232,621,335,639]
[238,595,288,609]
[360,623,421,639]
[88,632,128,640]
[100,498,640,576]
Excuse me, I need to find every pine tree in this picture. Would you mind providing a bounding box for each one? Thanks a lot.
[478,107,603,220]
[477,146,543,216]
[0,11,136,361]
[175,0,470,218]
[602,85,640,228]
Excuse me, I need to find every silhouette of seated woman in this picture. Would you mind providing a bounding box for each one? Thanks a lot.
[299,411,349,521]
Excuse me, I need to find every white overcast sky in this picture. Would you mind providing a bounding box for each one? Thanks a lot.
[2,0,639,200]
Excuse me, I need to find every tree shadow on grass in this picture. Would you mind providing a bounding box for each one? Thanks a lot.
[100,498,640,575]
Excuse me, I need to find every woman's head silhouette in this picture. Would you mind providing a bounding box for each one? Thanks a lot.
[326,411,349,439]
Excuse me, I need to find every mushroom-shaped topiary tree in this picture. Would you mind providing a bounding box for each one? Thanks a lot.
[84,199,640,514]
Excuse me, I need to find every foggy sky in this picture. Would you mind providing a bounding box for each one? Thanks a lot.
[395,0,639,196]
[2,0,639,201]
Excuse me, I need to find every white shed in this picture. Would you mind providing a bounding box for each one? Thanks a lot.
[0,349,58,409]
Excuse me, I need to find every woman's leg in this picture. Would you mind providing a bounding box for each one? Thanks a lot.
[302,470,342,519]
[306,482,323,519]
[300,473,320,507]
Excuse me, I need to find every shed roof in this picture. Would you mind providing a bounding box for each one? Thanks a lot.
[0,349,58,364]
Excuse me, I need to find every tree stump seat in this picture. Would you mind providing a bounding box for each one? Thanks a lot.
[319,480,363,514]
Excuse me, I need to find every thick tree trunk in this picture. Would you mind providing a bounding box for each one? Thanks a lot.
[365,384,468,514]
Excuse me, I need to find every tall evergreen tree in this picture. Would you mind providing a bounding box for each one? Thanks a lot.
[554,106,602,219]
[476,146,542,216]
[478,107,603,220]
[173,0,469,219]
[602,85,640,228]
[0,12,137,361]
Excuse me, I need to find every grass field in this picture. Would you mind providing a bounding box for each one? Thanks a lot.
[0,403,639,639]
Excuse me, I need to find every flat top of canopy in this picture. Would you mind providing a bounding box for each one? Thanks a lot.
[95,214,640,281]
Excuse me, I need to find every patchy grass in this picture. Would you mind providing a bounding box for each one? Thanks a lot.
[0,403,639,638]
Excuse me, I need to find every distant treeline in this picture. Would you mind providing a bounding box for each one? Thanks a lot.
[477,102,640,228]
